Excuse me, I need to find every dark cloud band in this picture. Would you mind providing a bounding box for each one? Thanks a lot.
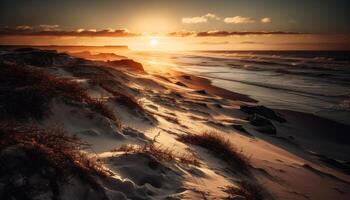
[0,28,304,38]
[0,29,140,37]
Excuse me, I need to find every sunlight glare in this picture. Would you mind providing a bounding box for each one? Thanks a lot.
[150,38,159,47]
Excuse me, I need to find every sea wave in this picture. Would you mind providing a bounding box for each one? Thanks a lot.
[202,74,349,100]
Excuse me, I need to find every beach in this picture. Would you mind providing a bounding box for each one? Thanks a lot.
[1,47,349,199]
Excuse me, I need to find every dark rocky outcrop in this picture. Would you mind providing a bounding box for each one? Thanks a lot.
[231,124,251,135]
[70,51,127,61]
[107,59,144,72]
[240,105,286,123]
[194,90,208,95]
[248,114,277,135]
[175,81,187,87]
[181,75,191,80]
[1,49,86,67]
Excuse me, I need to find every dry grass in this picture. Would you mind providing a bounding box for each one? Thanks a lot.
[114,143,200,166]
[100,83,156,122]
[224,181,265,200]
[86,98,118,122]
[178,131,250,173]
[0,123,111,179]
[0,64,118,123]
[0,64,87,99]
[100,84,142,110]
[63,64,154,123]
[62,65,123,90]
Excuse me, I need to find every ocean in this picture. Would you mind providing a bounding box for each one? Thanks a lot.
[128,50,350,125]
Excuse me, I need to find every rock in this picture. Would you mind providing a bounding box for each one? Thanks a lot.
[231,195,246,200]
[195,90,207,95]
[108,59,145,72]
[122,127,148,141]
[71,51,127,61]
[231,124,251,135]
[240,105,286,122]
[175,81,187,87]
[248,114,273,126]
[215,103,223,108]
[181,75,191,80]
[13,47,38,52]
[248,114,277,135]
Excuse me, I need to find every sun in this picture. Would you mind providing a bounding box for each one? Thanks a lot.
[149,38,159,47]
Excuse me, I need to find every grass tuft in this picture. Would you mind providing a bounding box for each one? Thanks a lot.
[100,84,143,110]
[178,131,249,173]
[0,64,119,124]
[86,98,118,122]
[0,123,111,179]
[114,143,200,166]
[224,181,265,200]
[100,83,156,122]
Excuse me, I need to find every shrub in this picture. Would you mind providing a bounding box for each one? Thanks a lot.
[0,87,51,120]
[0,64,118,123]
[86,98,118,121]
[178,132,249,173]
[114,143,200,166]
[0,123,111,179]
[100,83,156,122]
[224,181,264,200]
[100,84,141,110]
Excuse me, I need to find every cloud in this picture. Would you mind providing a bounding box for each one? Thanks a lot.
[39,24,60,31]
[182,16,207,24]
[15,25,33,31]
[76,28,85,33]
[167,30,303,37]
[196,30,232,37]
[0,26,305,38]
[0,28,139,37]
[182,13,220,24]
[224,16,255,24]
[197,41,230,45]
[205,13,220,20]
[167,31,196,37]
[240,41,265,44]
[196,31,304,37]
[261,17,271,23]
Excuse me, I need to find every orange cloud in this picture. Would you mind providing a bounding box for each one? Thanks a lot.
[39,24,60,31]
[167,30,304,37]
[182,16,207,24]
[182,13,220,24]
[167,31,196,37]
[224,16,255,24]
[205,13,221,20]
[261,17,272,23]
[15,25,33,31]
[195,31,302,37]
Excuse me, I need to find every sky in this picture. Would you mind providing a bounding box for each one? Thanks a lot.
[0,0,349,50]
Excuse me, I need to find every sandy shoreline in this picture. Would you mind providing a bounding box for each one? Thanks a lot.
[176,68,350,161]
[165,67,350,146]
[169,70,258,103]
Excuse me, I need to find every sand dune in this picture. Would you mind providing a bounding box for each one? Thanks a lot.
[0,48,349,200]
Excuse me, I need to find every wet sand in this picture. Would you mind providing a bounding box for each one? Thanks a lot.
[169,70,258,103]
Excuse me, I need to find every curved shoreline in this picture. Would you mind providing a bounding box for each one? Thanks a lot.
[169,70,258,103]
